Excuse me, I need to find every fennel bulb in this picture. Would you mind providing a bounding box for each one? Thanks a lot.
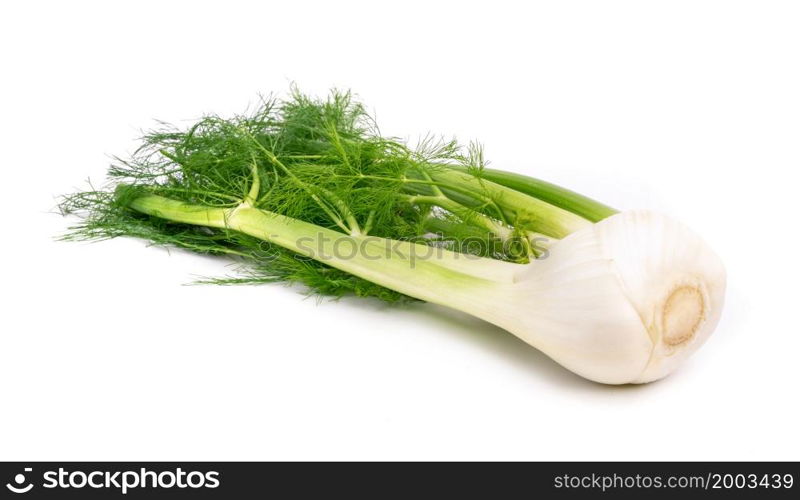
[475,210,726,384]
[61,89,727,384]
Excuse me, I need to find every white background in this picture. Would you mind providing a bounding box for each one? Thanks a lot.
[1,0,798,460]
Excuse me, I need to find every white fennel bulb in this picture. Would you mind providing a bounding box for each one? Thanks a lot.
[478,210,727,384]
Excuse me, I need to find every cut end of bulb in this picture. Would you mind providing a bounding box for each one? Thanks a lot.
[662,285,705,347]
[633,275,720,384]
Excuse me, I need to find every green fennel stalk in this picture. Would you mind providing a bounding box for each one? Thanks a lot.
[61,88,607,300]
